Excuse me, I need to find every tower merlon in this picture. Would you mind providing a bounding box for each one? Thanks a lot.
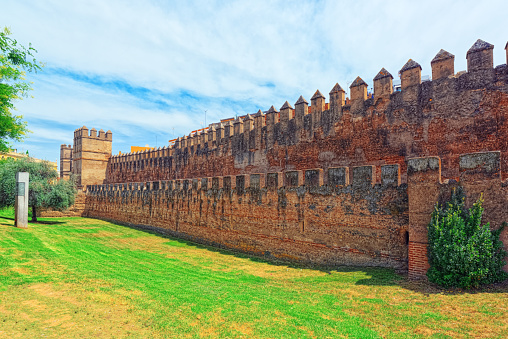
[329,83,345,109]
[350,76,368,103]
[466,39,494,72]
[233,117,244,135]
[310,89,326,114]
[225,120,234,138]
[280,101,294,126]
[373,68,393,101]
[244,114,254,132]
[431,49,455,80]
[294,96,308,127]
[267,105,280,125]
[399,59,422,89]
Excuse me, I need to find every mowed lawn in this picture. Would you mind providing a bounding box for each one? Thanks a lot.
[0,210,507,338]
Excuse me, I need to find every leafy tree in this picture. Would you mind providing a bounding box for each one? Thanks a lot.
[427,187,508,288]
[0,27,43,152]
[0,157,76,222]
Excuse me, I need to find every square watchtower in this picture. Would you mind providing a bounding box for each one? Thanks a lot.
[71,126,112,188]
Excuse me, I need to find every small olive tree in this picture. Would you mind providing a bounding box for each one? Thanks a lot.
[0,157,76,221]
[427,187,507,288]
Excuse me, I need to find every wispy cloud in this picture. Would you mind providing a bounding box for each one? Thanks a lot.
[1,0,507,162]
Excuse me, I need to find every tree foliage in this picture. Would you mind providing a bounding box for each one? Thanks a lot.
[427,187,508,288]
[0,27,43,152]
[0,157,76,221]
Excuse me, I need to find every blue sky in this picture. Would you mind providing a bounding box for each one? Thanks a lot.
[1,0,507,166]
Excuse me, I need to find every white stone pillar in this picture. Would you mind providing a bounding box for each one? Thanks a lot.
[15,172,29,228]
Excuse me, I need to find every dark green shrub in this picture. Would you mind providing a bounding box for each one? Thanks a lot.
[427,187,508,288]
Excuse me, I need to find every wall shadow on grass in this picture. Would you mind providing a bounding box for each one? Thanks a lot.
[394,277,508,296]
[31,220,66,225]
[0,215,67,226]
[94,217,508,296]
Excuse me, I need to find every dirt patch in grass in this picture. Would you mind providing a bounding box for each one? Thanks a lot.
[0,283,157,338]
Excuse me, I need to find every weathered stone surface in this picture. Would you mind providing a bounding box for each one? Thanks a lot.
[84,173,409,269]
[285,170,302,187]
[351,166,374,189]
[304,169,323,187]
[328,167,348,187]
[431,49,455,80]
[407,157,440,174]
[459,151,501,181]
[381,164,400,187]
[64,39,508,277]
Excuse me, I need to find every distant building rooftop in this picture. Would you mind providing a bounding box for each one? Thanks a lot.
[0,150,57,171]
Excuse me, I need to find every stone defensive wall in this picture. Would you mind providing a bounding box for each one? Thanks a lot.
[86,163,409,269]
[79,39,508,278]
[84,151,508,277]
[105,40,508,186]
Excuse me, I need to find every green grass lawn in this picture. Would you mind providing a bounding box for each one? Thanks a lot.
[0,208,507,338]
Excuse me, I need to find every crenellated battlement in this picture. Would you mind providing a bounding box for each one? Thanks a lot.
[101,39,508,188]
[59,38,508,195]
[73,126,113,140]
[91,162,404,196]
[105,39,508,184]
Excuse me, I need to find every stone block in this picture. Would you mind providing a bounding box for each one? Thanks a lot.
[459,151,500,182]
[201,177,209,190]
[328,167,349,187]
[304,169,323,187]
[266,172,282,190]
[223,176,232,190]
[381,164,400,187]
[285,170,303,187]
[408,213,432,243]
[14,172,29,228]
[351,166,374,188]
[236,175,245,194]
[250,174,261,189]
[212,177,221,189]
[407,157,441,183]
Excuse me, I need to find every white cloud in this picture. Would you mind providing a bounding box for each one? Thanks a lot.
[2,0,508,162]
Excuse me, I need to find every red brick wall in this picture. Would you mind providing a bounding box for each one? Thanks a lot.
[105,65,508,185]
[408,242,430,279]
[85,166,409,269]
